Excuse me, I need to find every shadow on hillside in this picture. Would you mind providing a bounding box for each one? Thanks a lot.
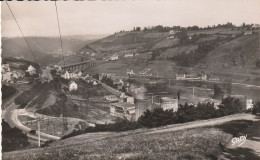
[221,147,259,160]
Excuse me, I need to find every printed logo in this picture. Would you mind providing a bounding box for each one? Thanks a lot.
[231,134,247,146]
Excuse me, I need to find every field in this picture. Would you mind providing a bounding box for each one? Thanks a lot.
[2,116,254,160]
[18,115,85,137]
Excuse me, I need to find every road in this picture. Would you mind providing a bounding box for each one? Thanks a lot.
[146,114,256,135]
[219,115,260,160]
[2,102,60,143]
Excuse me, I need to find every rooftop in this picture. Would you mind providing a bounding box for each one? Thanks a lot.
[111,102,135,109]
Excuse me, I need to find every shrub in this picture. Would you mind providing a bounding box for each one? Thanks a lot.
[218,97,244,116]
[195,102,220,119]
[2,120,29,152]
[176,103,197,123]
[2,84,17,100]
[252,102,260,115]
[138,107,176,128]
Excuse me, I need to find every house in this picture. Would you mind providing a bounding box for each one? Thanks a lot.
[126,96,134,104]
[69,81,78,91]
[26,65,36,75]
[252,24,260,29]
[246,99,254,110]
[127,69,134,75]
[113,79,124,86]
[176,74,186,80]
[169,30,176,35]
[53,65,62,72]
[244,31,253,35]
[104,95,119,102]
[201,74,207,81]
[110,102,135,120]
[110,54,119,61]
[2,73,12,83]
[62,71,71,79]
[2,64,10,73]
[93,81,98,86]
[124,53,134,58]
[160,97,178,112]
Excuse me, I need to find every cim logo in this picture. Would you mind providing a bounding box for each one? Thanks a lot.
[231,134,247,146]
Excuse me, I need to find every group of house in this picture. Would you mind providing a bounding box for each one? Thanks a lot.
[2,64,36,83]
[176,74,207,81]
[61,70,83,80]
[107,51,139,61]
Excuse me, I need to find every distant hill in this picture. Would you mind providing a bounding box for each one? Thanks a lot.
[71,28,260,85]
[1,34,108,66]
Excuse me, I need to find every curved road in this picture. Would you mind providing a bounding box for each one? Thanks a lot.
[2,102,60,143]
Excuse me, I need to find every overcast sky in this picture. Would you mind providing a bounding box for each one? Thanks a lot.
[1,0,260,37]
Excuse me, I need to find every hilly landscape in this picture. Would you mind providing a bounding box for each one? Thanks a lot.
[64,27,260,85]
[1,34,108,66]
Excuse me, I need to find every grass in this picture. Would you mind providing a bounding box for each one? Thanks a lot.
[2,119,253,160]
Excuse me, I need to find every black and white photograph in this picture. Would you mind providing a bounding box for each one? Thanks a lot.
[1,0,260,159]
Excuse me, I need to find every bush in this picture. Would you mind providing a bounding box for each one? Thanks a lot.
[218,97,244,116]
[252,102,260,115]
[138,108,176,128]
[29,130,36,135]
[2,84,17,100]
[195,102,220,119]
[176,103,197,123]
[2,120,29,152]
[256,59,260,68]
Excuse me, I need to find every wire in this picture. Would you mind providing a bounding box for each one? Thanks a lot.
[5,1,41,68]
[54,1,65,67]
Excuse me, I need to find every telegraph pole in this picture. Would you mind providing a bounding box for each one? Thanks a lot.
[38,119,41,148]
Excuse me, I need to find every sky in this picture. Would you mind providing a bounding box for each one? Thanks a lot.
[1,0,260,37]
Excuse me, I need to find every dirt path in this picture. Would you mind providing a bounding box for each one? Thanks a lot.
[218,116,260,160]
[146,114,256,135]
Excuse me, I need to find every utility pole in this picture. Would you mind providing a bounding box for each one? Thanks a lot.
[38,119,41,148]
[169,79,171,86]
[193,86,195,96]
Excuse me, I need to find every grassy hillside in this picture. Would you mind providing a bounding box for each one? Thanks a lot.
[2,35,106,66]
[2,116,253,160]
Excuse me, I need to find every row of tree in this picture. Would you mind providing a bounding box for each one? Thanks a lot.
[131,23,256,33]
[63,96,255,139]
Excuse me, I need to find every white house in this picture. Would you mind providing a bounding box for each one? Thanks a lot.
[62,71,71,79]
[110,102,135,120]
[26,65,36,75]
[69,81,78,91]
[176,74,186,80]
[93,81,98,86]
[110,54,119,61]
[169,30,176,35]
[126,96,134,104]
[127,69,134,75]
[2,64,10,73]
[246,99,254,110]
[124,53,134,58]
[244,31,253,35]
[201,74,207,81]
[2,73,12,83]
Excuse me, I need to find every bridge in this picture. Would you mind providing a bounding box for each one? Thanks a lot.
[61,60,104,71]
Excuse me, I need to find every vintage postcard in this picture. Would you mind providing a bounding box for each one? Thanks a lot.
[1,0,260,159]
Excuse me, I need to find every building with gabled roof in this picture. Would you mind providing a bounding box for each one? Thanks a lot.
[110,102,135,120]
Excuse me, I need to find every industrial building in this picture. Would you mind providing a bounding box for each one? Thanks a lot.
[110,102,135,120]
[160,97,178,112]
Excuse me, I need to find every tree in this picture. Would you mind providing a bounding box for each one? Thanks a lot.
[252,102,260,115]
[218,97,243,116]
[176,103,197,123]
[2,120,29,152]
[138,108,176,128]
[195,102,219,119]
[136,27,141,31]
